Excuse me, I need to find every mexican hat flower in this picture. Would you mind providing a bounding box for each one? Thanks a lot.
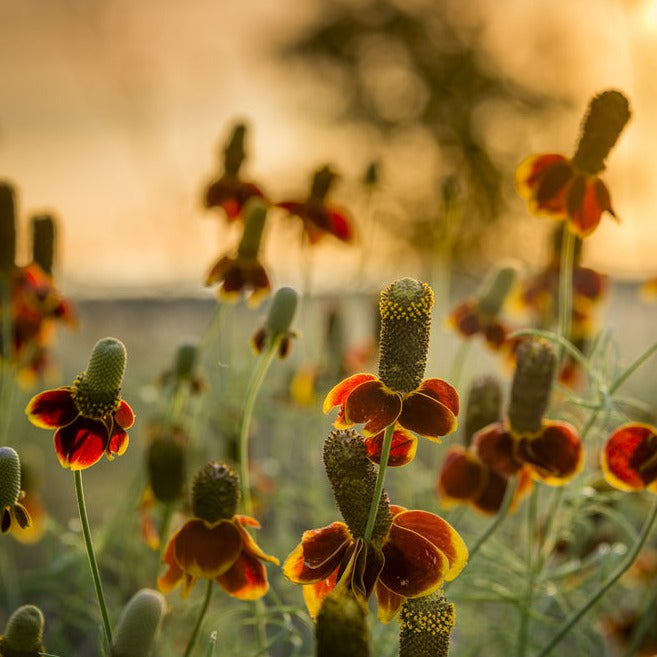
[324,279,458,465]
[516,89,631,236]
[158,462,278,600]
[25,337,135,470]
[0,447,31,534]
[203,123,266,220]
[283,430,467,622]
[277,165,353,244]
[601,423,657,492]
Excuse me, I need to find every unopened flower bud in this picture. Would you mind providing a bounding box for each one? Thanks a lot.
[72,338,127,419]
[572,90,631,175]
[0,181,17,272]
[237,200,267,260]
[252,287,298,358]
[508,338,556,436]
[323,429,392,544]
[0,447,30,533]
[110,589,166,657]
[316,589,370,657]
[191,462,240,524]
[399,593,456,657]
[0,604,44,656]
[477,266,516,317]
[378,278,434,393]
[31,214,56,275]
[464,376,503,446]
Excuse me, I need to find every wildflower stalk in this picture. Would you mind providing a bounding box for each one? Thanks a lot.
[517,487,538,657]
[557,226,575,362]
[537,495,657,657]
[363,422,395,543]
[183,579,213,657]
[73,470,113,647]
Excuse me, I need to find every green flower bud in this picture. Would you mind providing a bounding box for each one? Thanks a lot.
[72,337,127,419]
[31,214,56,275]
[316,589,370,657]
[237,200,267,260]
[572,90,631,175]
[0,605,44,656]
[399,593,455,657]
[252,287,299,358]
[147,438,186,504]
[508,338,556,436]
[191,462,240,524]
[0,447,30,534]
[377,278,434,393]
[464,376,503,446]
[323,429,392,544]
[477,266,516,317]
[110,589,165,657]
[0,181,17,272]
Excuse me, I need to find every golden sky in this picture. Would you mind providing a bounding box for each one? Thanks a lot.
[1,0,657,294]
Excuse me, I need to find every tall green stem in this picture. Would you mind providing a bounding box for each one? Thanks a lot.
[517,487,538,657]
[557,227,575,360]
[238,339,279,518]
[363,423,395,543]
[74,470,113,647]
[183,579,213,657]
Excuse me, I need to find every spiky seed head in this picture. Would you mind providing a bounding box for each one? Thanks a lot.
[147,438,186,504]
[508,338,556,436]
[477,266,517,317]
[572,90,631,175]
[237,200,267,259]
[0,447,21,509]
[378,278,434,393]
[399,593,456,657]
[1,604,44,654]
[110,589,166,657]
[464,376,503,447]
[191,462,240,524]
[0,181,17,272]
[31,214,56,275]
[323,429,392,544]
[316,589,370,657]
[72,338,127,419]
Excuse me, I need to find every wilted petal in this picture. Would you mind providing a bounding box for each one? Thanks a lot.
[602,423,657,491]
[26,388,78,428]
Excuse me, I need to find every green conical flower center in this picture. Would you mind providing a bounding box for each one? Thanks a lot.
[377,278,434,393]
[1,604,44,654]
[0,446,21,509]
[191,462,240,524]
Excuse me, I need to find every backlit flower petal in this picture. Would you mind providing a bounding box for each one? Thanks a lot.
[323,373,377,421]
[158,535,185,594]
[302,570,338,619]
[283,522,352,583]
[437,446,487,505]
[174,519,243,578]
[26,388,78,428]
[54,419,107,470]
[416,379,460,417]
[364,426,418,467]
[327,206,353,242]
[216,550,270,600]
[398,388,457,441]
[602,423,657,491]
[114,400,135,429]
[344,379,402,437]
[391,510,468,582]
[375,580,406,624]
[516,154,571,217]
[234,521,280,566]
[473,422,524,477]
[569,175,607,236]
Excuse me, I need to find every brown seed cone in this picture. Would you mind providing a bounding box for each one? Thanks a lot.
[399,592,456,657]
[377,278,434,394]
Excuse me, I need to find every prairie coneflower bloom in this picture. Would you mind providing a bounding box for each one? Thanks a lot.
[324,279,458,464]
[277,165,353,244]
[516,90,631,237]
[26,338,134,470]
[204,123,265,220]
[158,462,278,600]
[0,447,31,534]
[601,423,657,492]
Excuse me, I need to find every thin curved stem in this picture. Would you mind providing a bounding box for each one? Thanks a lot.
[363,423,395,544]
[183,579,214,657]
[536,496,657,657]
[74,470,113,647]
[609,337,657,395]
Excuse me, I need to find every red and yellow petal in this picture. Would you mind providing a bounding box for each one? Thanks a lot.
[234,521,280,566]
[437,446,487,506]
[379,523,449,598]
[516,154,572,217]
[364,426,418,467]
[323,373,378,426]
[516,420,583,485]
[397,387,458,442]
[26,387,78,428]
[114,400,135,430]
[343,379,403,437]
[375,580,406,623]
[158,533,185,593]
[326,206,353,242]
[417,379,460,417]
[107,426,129,460]
[216,550,270,600]
[601,423,657,492]
[302,570,339,619]
[283,522,352,583]
[391,510,468,582]
[54,418,108,470]
[174,519,243,578]
[472,422,524,477]
[568,175,612,236]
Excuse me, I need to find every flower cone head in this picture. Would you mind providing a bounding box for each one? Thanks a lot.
[73,337,127,418]
[191,461,240,524]
[572,90,631,175]
[110,589,166,657]
[378,278,434,393]
[147,437,186,504]
[477,265,517,317]
[0,181,17,272]
[1,604,44,654]
[31,214,55,275]
[265,287,298,336]
[310,165,338,201]
[463,375,503,446]
[398,592,455,657]
[223,122,247,176]
[508,338,556,436]
[0,447,21,510]
[237,200,267,260]
[315,588,370,657]
[323,429,393,543]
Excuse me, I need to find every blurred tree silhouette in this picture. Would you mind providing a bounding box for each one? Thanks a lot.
[281,0,559,263]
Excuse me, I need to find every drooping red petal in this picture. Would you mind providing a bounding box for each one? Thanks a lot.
[283,522,352,583]
[54,418,108,470]
[234,521,279,566]
[326,206,353,242]
[158,532,185,594]
[323,373,378,427]
[398,386,458,441]
[375,580,406,623]
[107,426,129,460]
[516,154,571,217]
[26,387,78,428]
[472,422,524,477]
[391,510,468,582]
[602,423,657,491]
[302,570,338,619]
[379,524,449,598]
[114,400,135,430]
[174,519,243,578]
[516,420,583,485]
[364,426,418,467]
[437,446,487,505]
[569,175,605,236]
[343,379,402,437]
[216,550,270,600]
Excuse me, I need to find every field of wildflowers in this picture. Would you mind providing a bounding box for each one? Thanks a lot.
[3,88,657,657]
